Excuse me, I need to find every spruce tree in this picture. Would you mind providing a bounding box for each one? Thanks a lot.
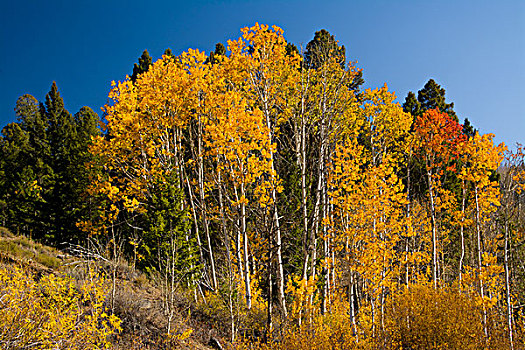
[304,29,364,91]
[403,91,421,118]
[44,82,78,243]
[1,83,101,244]
[70,106,101,242]
[163,48,175,58]
[207,43,226,65]
[305,29,346,69]
[403,79,457,120]
[131,49,153,82]
[0,95,52,238]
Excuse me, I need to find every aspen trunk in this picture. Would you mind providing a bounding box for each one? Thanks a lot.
[459,179,466,289]
[231,184,245,288]
[322,172,329,314]
[474,186,488,339]
[261,98,287,318]
[217,157,240,341]
[298,70,311,282]
[504,216,514,349]
[240,182,252,309]
[178,127,208,287]
[301,113,309,281]
[197,114,218,290]
[426,167,438,289]
[405,158,411,286]
[267,228,274,333]
[350,272,359,342]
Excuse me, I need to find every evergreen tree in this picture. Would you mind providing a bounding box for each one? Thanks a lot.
[44,82,79,243]
[403,91,421,118]
[131,49,153,82]
[70,106,101,241]
[0,83,101,244]
[213,42,226,56]
[403,79,457,120]
[163,48,175,59]
[463,118,476,139]
[305,29,346,69]
[0,95,52,237]
[304,29,364,91]
[286,42,299,57]
[207,43,226,65]
[140,171,198,282]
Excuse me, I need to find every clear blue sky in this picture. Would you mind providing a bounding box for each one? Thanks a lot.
[1,0,523,147]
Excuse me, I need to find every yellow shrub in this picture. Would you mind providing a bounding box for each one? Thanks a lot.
[0,266,121,349]
[383,284,509,349]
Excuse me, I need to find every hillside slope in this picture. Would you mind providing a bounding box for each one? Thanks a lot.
[0,227,220,350]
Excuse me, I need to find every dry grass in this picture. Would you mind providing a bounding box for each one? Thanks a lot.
[0,227,62,269]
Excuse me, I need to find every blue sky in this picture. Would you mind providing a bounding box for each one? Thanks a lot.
[1,0,523,147]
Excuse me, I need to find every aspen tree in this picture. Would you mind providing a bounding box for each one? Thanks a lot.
[414,109,465,288]
[229,23,301,318]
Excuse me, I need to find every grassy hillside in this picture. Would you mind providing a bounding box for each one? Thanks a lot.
[0,227,219,350]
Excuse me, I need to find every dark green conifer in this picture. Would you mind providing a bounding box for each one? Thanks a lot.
[304,29,364,91]
[163,48,175,58]
[0,83,101,244]
[207,43,226,65]
[0,95,52,238]
[403,91,421,118]
[305,29,346,69]
[131,49,153,82]
[404,79,457,121]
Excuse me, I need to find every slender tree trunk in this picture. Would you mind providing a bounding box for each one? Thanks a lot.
[179,127,208,288]
[311,121,326,283]
[322,172,329,314]
[298,71,311,282]
[272,187,287,317]
[405,158,411,286]
[240,181,252,309]
[198,114,217,290]
[184,174,205,270]
[110,225,117,314]
[350,271,358,342]
[459,179,466,289]
[216,155,239,340]
[426,167,438,289]
[262,100,287,318]
[504,215,514,349]
[267,219,274,334]
[230,183,245,288]
[301,113,309,281]
[474,186,488,339]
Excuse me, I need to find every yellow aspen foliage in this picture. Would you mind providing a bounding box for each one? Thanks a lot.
[76,23,518,348]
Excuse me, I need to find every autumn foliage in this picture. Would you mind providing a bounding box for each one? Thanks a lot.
[0,267,121,349]
[1,23,524,349]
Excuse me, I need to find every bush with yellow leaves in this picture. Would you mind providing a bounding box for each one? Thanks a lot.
[0,266,121,349]
[383,283,510,350]
[233,276,358,350]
